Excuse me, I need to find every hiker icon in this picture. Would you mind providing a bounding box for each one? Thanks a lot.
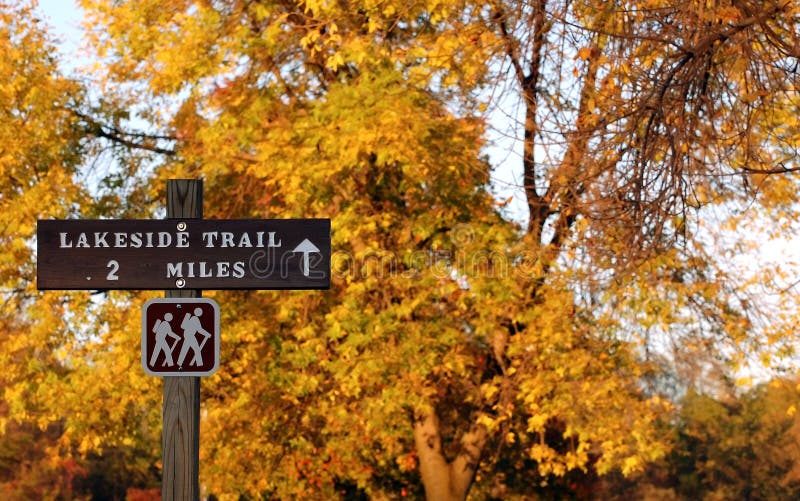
[142,298,220,377]
[177,307,212,368]
[149,312,181,367]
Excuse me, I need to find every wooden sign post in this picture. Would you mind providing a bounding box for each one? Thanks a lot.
[36,179,331,501]
[163,179,202,501]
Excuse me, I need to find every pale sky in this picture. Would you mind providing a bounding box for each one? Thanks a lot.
[36,0,83,60]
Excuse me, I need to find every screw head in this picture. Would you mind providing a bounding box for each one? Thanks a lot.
[175,278,186,288]
[177,222,187,231]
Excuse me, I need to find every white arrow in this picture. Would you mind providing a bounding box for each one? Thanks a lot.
[292,239,320,277]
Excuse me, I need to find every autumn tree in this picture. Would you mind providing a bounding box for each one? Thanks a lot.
[5,0,800,499]
[0,1,165,497]
[0,5,88,496]
[602,377,800,500]
[671,380,800,499]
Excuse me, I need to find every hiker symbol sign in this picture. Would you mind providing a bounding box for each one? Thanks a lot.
[142,298,220,376]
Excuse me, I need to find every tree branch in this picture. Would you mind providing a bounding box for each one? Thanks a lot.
[74,110,177,156]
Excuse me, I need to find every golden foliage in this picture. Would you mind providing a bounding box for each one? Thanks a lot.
[2,0,800,498]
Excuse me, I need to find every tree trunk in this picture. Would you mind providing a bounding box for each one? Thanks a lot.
[414,411,487,501]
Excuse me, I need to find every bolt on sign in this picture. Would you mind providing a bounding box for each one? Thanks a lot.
[36,219,330,290]
[142,298,220,376]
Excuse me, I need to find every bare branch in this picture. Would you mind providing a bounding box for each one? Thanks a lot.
[73,110,177,156]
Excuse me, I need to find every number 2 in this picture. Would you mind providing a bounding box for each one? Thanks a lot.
[106,260,119,281]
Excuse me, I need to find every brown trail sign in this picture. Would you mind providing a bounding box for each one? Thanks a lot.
[37,218,331,290]
[36,179,331,501]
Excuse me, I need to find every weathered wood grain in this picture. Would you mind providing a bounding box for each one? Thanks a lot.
[163,179,201,501]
